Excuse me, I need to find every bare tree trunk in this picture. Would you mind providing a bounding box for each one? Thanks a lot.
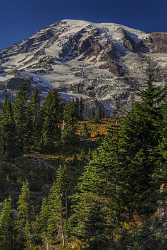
[46,241,49,250]
[61,221,66,248]
[61,211,66,249]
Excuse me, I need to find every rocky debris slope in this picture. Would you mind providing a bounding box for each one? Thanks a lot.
[0,19,167,117]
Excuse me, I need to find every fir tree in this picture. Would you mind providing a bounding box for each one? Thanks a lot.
[48,167,67,247]
[94,101,102,123]
[71,126,119,249]
[78,97,84,120]
[84,203,109,250]
[117,80,164,216]
[14,84,29,152]
[81,123,90,140]
[39,167,68,248]
[71,77,165,248]
[15,181,31,250]
[38,198,50,249]
[62,101,78,145]
[40,90,61,152]
[0,95,22,159]
[27,88,41,151]
[0,198,13,250]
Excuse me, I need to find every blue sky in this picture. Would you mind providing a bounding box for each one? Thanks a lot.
[0,0,167,48]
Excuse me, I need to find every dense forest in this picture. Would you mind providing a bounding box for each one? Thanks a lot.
[0,75,166,250]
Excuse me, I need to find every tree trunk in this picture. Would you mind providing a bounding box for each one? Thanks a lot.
[61,212,66,249]
[46,241,49,250]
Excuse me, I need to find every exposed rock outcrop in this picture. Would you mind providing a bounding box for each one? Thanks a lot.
[1,19,167,117]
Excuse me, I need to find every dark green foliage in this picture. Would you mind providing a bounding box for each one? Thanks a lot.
[70,81,166,249]
[15,181,32,250]
[81,123,90,140]
[78,97,84,120]
[125,218,167,250]
[71,127,119,249]
[0,198,13,250]
[62,101,79,145]
[14,84,30,152]
[7,78,31,91]
[117,82,163,216]
[0,95,22,159]
[27,88,41,151]
[94,104,102,123]
[84,203,109,250]
[0,76,166,250]
[63,101,78,123]
[40,90,61,152]
[38,167,67,248]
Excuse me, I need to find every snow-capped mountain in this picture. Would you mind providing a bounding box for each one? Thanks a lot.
[0,19,167,117]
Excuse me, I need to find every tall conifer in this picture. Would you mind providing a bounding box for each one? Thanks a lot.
[40,90,61,152]
[15,181,31,249]
[0,198,13,250]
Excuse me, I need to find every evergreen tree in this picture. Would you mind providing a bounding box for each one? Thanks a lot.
[71,126,119,249]
[63,100,78,124]
[39,167,68,248]
[15,181,31,250]
[62,101,78,145]
[3,94,13,118]
[49,167,68,247]
[14,84,29,152]
[94,101,103,123]
[38,198,49,249]
[24,221,33,250]
[78,97,84,120]
[40,90,61,152]
[71,77,165,248]
[117,80,164,216]
[81,123,90,140]
[0,95,22,159]
[84,203,109,250]
[27,88,41,151]
[0,198,13,250]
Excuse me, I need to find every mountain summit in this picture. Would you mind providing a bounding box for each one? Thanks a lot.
[0,19,167,116]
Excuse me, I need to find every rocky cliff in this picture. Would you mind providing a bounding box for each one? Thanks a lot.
[0,19,167,117]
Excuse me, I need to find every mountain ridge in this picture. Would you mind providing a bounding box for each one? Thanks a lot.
[0,19,167,117]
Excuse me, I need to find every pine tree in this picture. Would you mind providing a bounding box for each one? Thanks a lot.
[71,126,119,249]
[78,97,84,120]
[27,88,41,151]
[38,198,50,249]
[62,101,78,145]
[0,198,13,250]
[94,101,102,123]
[14,84,29,152]
[15,181,31,250]
[81,123,90,140]
[84,203,109,250]
[0,95,22,159]
[117,80,164,216]
[24,221,33,250]
[40,90,61,152]
[48,167,67,247]
[3,94,13,118]
[71,76,165,248]
[38,167,69,248]
[63,100,78,124]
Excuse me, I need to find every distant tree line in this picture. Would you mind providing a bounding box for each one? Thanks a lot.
[0,85,84,159]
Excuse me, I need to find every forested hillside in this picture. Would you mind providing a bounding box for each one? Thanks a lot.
[0,74,166,250]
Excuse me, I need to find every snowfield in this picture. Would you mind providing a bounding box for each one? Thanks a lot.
[0,19,167,116]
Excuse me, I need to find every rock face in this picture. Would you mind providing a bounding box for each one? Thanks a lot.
[150,33,167,53]
[0,19,167,117]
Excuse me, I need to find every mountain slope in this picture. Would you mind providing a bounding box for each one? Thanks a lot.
[0,19,167,116]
